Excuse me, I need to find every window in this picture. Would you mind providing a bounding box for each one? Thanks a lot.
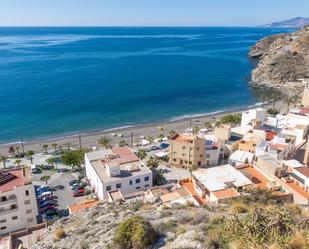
[182,146,186,150]
[0,226,6,230]
[135,178,140,184]
[116,183,121,189]
[24,200,31,205]
[129,180,132,185]
[206,154,210,159]
[10,204,17,210]
[0,220,6,223]
[198,161,201,166]
[26,209,32,214]
[197,147,200,151]
[145,184,149,187]
[136,187,141,190]
[200,154,204,158]
[185,160,188,164]
[144,176,149,181]
[173,158,176,162]
[106,186,111,191]
[27,218,33,223]
[12,216,18,220]
[25,190,29,196]
[182,153,186,157]
[1,196,7,202]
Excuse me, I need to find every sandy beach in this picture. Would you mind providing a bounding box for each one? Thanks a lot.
[0,101,287,155]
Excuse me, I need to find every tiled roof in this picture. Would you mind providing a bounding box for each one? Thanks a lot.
[172,134,195,143]
[0,168,29,193]
[295,166,309,178]
[68,199,98,213]
[181,180,207,205]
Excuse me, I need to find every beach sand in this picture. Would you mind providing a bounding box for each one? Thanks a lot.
[0,101,287,155]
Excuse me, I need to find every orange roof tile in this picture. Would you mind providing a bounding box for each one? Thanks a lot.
[212,188,240,199]
[286,181,309,199]
[173,134,194,143]
[181,180,207,205]
[68,199,98,214]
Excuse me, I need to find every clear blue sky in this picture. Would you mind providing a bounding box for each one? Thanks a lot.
[0,0,308,26]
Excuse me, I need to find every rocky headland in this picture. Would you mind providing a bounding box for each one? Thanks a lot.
[249,26,309,95]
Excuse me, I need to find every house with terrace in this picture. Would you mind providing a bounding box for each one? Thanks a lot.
[85,146,153,200]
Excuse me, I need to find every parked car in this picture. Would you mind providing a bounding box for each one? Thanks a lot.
[39,205,56,213]
[41,165,53,170]
[32,168,42,174]
[73,190,84,197]
[38,191,53,198]
[160,143,169,149]
[150,145,160,151]
[69,180,80,186]
[38,195,57,203]
[70,182,80,190]
[39,200,57,208]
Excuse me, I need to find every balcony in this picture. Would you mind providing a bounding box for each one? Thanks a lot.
[0,195,18,206]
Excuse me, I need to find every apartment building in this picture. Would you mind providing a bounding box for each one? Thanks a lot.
[169,133,205,168]
[85,146,153,200]
[241,108,266,127]
[0,167,38,235]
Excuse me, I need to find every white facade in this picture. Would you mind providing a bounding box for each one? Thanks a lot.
[0,169,38,235]
[229,150,254,166]
[241,108,266,127]
[85,147,153,200]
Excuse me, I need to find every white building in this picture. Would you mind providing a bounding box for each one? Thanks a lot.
[229,150,254,166]
[85,146,153,200]
[0,167,38,235]
[290,166,309,192]
[204,135,221,166]
[241,108,266,127]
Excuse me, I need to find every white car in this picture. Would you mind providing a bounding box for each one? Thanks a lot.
[117,133,123,137]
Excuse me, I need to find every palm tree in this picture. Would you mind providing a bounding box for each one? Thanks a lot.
[136,149,147,160]
[65,142,71,151]
[204,122,212,130]
[0,155,8,168]
[168,129,176,137]
[52,143,58,153]
[15,146,20,156]
[157,134,165,142]
[192,126,200,134]
[42,144,48,154]
[26,150,35,164]
[284,95,292,113]
[46,157,56,169]
[41,175,50,185]
[98,136,111,149]
[146,156,159,170]
[14,159,22,167]
[147,136,154,144]
[262,95,268,105]
[8,146,15,156]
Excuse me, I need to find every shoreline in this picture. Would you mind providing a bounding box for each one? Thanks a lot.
[0,101,284,154]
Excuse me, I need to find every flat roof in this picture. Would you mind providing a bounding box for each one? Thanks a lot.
[171,133,195,143]
[160,187,191,203]
[86,146,152,184]
[212,188,240,199]
[282,159,304,168]
[193,164,252,192]
[229,150,254,163]
[257,153,280,167]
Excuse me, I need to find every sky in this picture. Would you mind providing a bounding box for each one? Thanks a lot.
[0,0,308,26]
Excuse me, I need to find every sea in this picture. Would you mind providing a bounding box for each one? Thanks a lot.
[0,27,293,143]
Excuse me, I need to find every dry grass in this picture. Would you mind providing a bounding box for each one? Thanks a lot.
[287,231,309,249]
[175,226,186,236]
[230,201,248,214]
[53,227,66,241]
[285,203,302,215]
[140,203,153,211]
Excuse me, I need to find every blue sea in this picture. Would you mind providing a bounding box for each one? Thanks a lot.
[0,27,293,143]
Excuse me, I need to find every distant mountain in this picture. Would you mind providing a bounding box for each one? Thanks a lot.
[262,17,309,28]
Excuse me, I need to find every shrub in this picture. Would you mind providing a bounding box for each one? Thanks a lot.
[176,226,186,236]
[267,108,279,116]
[53,227,66,240]
[288,231,309,249]
[230,201,248,214]
[113,216,156,249]
[286,203,302,215]
[219,113,241,126]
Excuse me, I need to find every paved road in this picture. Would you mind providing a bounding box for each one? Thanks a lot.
[48,172,77,216]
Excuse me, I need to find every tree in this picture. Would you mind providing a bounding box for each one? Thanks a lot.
[267,108,279,116]
[204,121,212,130]
[65,142,71,151]
[52,143,58,153]
[113,216,157,249]
[192,126,200,134]
[26,150,35,164]
[284,95,293,113]
[168,129,176,137]
[46,157,57,169]
[219,113,241,126]
[8,146,15,155]
[15,146,20,156]
[146,156,159,170]
[118,140,128,147]
[262,95,268,105]
[0,155,7,168]
[42,144,48,154]
[136,149,147,160]
[157,134,165,142]
[147,136,154,144]
[41,175,51,185]
[60,149,89,170]
[98,136,111,149]
[14,159,22,167]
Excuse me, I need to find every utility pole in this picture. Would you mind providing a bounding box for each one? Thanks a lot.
[20,138,25,155]
[78,135,82,149]
[130,132,133,148]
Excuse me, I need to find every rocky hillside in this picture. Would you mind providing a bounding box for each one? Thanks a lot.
[262,17,309,28]
[249,26,309,94]
[33,195,309,249]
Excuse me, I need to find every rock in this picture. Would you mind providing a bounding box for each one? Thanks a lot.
[249,26,309,94]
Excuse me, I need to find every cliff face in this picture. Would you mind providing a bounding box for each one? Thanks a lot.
[249,26,309,94]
